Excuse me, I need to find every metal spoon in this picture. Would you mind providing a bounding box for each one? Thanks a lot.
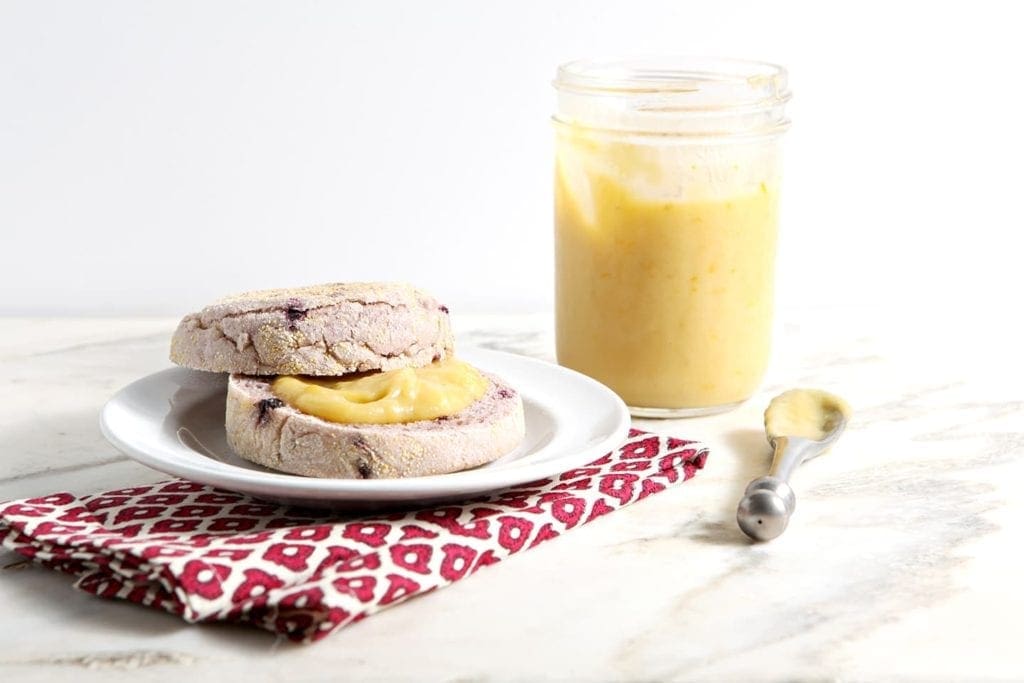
[736,389,850,542]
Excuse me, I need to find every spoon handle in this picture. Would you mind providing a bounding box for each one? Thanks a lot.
[736,438,824,542]
[769,436,822,481]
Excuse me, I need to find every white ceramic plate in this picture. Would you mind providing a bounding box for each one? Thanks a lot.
[100,348,630,509]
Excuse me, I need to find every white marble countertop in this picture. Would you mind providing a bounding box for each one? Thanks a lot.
[0,308,1020,681]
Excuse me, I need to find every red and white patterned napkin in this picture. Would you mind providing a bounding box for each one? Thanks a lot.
[0,429,706,643]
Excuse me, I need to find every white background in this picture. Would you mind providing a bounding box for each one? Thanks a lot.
[2,1,1022,316]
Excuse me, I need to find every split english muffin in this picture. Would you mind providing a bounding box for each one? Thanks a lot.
[170,282,525,479]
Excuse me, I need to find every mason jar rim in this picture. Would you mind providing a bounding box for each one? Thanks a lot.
[554,56,790,107]
[553,56,791,139]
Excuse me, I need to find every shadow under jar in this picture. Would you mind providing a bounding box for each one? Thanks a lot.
[553,57,791,417]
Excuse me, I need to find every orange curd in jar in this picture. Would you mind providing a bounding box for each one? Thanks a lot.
[552,58,791,417]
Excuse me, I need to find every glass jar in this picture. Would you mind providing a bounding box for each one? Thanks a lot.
[552,57,791,417]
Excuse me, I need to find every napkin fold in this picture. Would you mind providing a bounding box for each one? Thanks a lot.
[0,429,707,643]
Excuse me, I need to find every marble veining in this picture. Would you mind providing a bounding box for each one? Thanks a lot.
[0,309,1020,682]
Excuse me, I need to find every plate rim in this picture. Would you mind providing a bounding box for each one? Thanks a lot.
[99,347,631,500]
